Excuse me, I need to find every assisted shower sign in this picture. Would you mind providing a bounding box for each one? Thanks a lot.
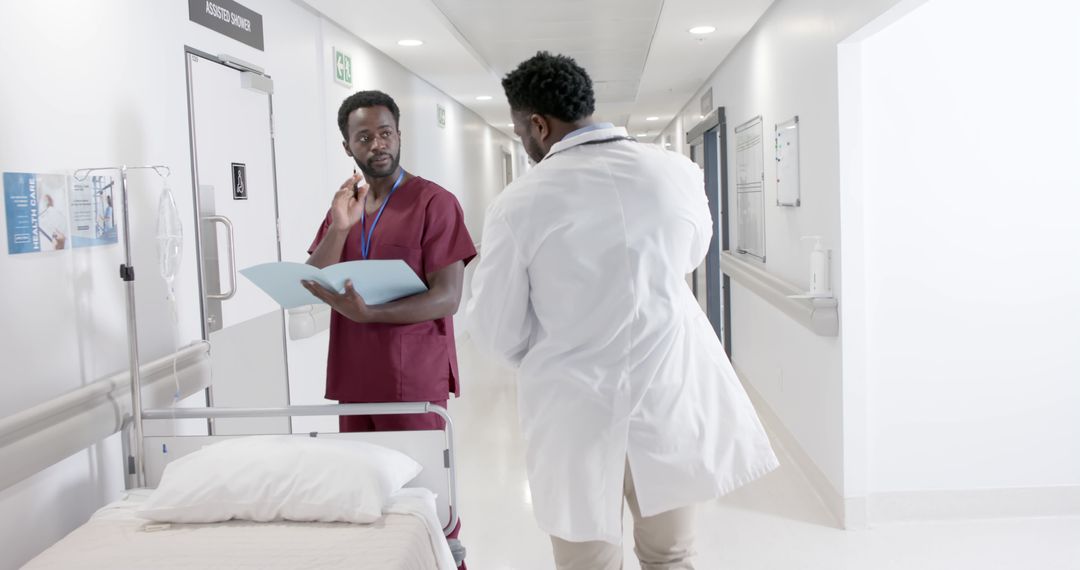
[189,0,264,51]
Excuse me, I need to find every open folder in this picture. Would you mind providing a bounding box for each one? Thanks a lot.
[240,260,428,309]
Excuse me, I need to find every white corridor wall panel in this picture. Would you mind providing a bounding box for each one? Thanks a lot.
[853,0,1080,494]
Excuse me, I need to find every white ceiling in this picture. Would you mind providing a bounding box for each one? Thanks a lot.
[302,0,774,140]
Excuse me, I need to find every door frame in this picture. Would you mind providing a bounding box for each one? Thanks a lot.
[184,46,284,340]
[183,46,287,427]
[687,107,732,357]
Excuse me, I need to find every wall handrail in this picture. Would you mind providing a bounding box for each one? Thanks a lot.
[0,343,211,493]
[721,251,839,337]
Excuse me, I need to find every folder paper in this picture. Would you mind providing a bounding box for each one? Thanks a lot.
[240,260,428,309]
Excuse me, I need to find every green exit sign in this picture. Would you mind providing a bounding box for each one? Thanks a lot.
[334,47,352,87]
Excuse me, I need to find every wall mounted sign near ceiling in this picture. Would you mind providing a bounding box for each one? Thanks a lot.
[189,0,264,51]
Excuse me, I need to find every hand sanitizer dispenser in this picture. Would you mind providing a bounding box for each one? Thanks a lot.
[801,236,829,296]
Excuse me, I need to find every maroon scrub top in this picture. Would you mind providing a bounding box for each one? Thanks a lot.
[307,176,476,403]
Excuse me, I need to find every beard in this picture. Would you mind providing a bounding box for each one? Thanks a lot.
[522,132,546,164]
[356,149,401,179]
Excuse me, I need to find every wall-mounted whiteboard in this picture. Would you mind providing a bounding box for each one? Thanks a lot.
[735,116,765,261]
[776,116,800,207]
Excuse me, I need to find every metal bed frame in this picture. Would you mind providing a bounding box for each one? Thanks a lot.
[134,402,461,535]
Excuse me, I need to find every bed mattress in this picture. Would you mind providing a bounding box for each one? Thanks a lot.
[23,488,455,569]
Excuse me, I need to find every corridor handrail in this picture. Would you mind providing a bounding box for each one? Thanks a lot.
[720,251,839,337]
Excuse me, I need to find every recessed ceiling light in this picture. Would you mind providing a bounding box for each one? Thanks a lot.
[646,116,659,121]
[397,39,423,47]
[476,95,493,101]
[636,133,648,137]
[689,26,716,35]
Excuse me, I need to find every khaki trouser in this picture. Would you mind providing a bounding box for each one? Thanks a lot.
[550,462,696,570]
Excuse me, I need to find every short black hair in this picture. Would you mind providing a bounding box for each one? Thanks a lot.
[502,51,595,122]
[337,90,400,139]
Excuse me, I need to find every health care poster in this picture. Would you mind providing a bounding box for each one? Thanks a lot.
[4,172,118,254]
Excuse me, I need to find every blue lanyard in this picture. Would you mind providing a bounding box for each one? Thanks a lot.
[359,169,406,259]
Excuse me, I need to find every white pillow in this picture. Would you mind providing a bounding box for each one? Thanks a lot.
[137,435,422,524]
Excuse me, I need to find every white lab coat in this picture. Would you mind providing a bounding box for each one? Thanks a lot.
[465,126,778,544]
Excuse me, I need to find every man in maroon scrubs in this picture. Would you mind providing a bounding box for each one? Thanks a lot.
[303,90,475,568]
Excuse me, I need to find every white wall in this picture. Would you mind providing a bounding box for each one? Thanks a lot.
[0,2,210,564]
[659,115,685,156]
[662,0,901,502]
[844,0,1080,497]
[0,1,513,566]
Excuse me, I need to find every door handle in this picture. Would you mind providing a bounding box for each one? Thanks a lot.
[204,215,238,300]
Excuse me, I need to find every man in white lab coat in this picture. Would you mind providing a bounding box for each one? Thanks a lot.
[466,52,779,570]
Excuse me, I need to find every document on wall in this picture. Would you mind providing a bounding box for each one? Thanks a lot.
[70,174,119,247]
[775,116,801,207]
[735,116,766,261]
[4,172,71,254]
[240,260,427,309]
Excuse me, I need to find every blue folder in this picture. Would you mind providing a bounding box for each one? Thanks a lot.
[240,260,428,309]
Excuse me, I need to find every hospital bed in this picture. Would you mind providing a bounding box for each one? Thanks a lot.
[4,343,463,569]
[1,162,462,567]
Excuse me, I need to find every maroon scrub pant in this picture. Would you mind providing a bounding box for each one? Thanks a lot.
[339,399,465,569]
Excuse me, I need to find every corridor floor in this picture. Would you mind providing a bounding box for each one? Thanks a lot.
[449,341,1080,570]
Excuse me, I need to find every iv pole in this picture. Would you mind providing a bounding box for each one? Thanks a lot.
[72,164,171,489]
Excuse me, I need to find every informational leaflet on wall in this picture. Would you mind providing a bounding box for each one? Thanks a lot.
[4,172,70,254]
[4,172,119,254]
[775,116,801,207]
[70,174,119,247]
[735,116,766,261]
